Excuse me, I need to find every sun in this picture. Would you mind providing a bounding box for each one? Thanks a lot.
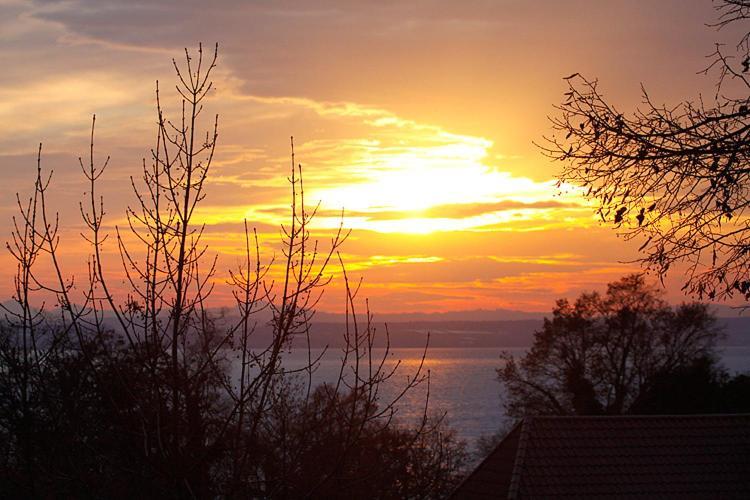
[308,133,565,233]
[313,138,490,211]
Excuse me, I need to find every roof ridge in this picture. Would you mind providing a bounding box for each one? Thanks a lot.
[507,417,532,500]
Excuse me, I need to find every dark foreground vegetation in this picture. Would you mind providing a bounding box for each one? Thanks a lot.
[0,47,466,498]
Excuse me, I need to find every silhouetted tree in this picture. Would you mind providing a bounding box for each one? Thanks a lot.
[0,45,466,499]
[719,372,750,412]
[633,355,750,414]
[632,355,724,414]
[498,274,723,416]
[542,1,750,301]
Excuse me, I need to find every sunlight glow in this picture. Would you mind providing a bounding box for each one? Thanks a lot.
[204,91,595,236]
[313,138,546,211]
[307,133,585,233]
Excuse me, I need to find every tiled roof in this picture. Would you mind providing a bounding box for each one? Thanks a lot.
[452,414,750,499]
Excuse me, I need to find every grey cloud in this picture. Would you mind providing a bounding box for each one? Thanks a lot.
[18,0,728,178]
[21,1,713,105]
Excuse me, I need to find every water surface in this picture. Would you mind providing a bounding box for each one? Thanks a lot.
[279,346,750,450]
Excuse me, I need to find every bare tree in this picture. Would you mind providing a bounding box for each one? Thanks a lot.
[541,0,750,302]
[0,45,466,498]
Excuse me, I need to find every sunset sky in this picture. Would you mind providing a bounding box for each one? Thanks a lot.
[0,0,743,313]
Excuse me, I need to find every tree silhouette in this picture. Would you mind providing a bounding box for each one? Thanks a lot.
[498,275,723,417]
[542,1,750,302]
[0,45,466,498]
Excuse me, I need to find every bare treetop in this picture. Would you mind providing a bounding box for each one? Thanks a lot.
[542,1,750,302]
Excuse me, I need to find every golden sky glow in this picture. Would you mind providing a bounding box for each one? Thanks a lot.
[0,0,738,314]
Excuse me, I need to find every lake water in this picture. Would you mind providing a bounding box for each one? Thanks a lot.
[279,346,750,452]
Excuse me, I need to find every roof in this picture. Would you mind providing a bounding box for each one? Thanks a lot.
[452,414,750,499]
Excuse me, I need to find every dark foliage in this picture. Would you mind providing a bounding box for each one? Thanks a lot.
[0,327,467,498]
[633,356,750,415]
[252,384,465,499]
[498,275,729,417]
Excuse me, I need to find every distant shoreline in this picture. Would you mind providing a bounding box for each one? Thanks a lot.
[237,317,750,349]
